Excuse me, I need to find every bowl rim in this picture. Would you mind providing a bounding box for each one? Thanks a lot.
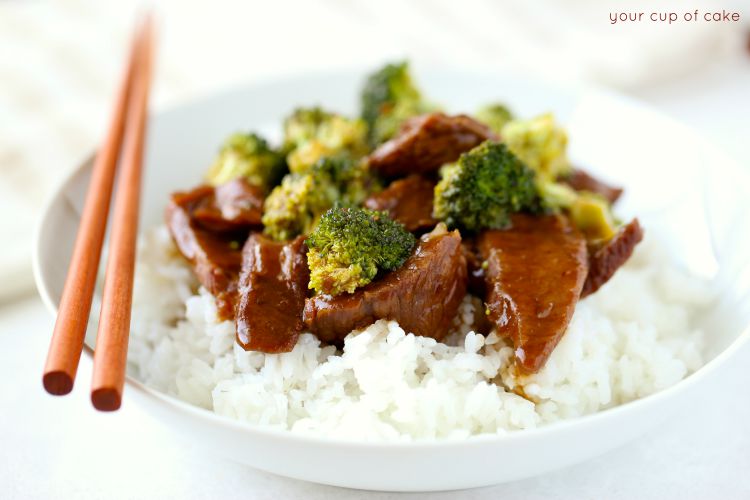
[32,67,750,450]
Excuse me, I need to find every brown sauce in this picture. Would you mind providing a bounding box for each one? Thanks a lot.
[582,219,643,297]
[563,169,623,204]
[368,113,497,178]
[166,190,245,320]
[235,234,309,353]
[363,174,437,232]
[191,178,264,232]
[478,214,588,374]
[165,181,262,321]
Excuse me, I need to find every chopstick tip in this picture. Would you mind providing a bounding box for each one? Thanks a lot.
[43,372,74,396]
[91,388,122,412]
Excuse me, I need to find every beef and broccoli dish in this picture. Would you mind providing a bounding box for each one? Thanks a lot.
[165,62,643,375]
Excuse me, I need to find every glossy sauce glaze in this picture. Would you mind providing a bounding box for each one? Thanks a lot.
[368,112,497,177]
[191,178,265,232]
[236,234,309,352]
[478,214,588,374]
[582,218,643,297]
[364,174,437,233]
[165,187,248,320]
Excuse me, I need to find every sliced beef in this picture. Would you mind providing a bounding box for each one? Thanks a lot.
[165,189,246,320]
[363,174,437,232]
[478,214,588,374]
[368,112,497,178]
[304,225,467,343]
[191,178,264,232]
[236,235,309,353]
[563,169,623,204]
[582,219,643,297]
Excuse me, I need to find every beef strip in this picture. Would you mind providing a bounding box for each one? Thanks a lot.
[582,219,643,297]
[478,214,588,374]
[363,174,437,232]
[368,112,498,178]
[303,225,467,343]
[236,234,309,353]
[563,169,623,204]
[165,187,247,320]
[191,178,264,232]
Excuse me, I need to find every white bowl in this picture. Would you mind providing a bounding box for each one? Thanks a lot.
[33,68,750,492]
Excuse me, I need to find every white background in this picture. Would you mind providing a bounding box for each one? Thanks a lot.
[1,1,750,498]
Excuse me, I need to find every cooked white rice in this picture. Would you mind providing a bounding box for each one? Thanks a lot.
[127,226,710,441]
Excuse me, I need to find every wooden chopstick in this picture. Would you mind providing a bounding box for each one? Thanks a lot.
[90,15,155,412]
[42,17,152,396]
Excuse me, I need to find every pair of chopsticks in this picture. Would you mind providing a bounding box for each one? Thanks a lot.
[42,15,156,411]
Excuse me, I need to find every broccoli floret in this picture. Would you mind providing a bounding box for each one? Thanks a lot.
[261,173,329,241]
[569,193,617,241]
[311,154,379,204]
[537,180,617,241]
[501,113,617,240]
[205,132,285,192]
[501,113,571,181]
[306,206,415,296]
[283,107,332,148]
[282,107,368,173]
[360,61,434,146]
[433,139,617,239]
[433,141,541,232]
[262,156,379,241]
[475,103,514,134]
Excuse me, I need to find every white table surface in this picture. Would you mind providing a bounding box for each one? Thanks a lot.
[2,2,750,498]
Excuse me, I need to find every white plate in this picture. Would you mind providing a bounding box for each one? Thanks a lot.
[33,68,750,491]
